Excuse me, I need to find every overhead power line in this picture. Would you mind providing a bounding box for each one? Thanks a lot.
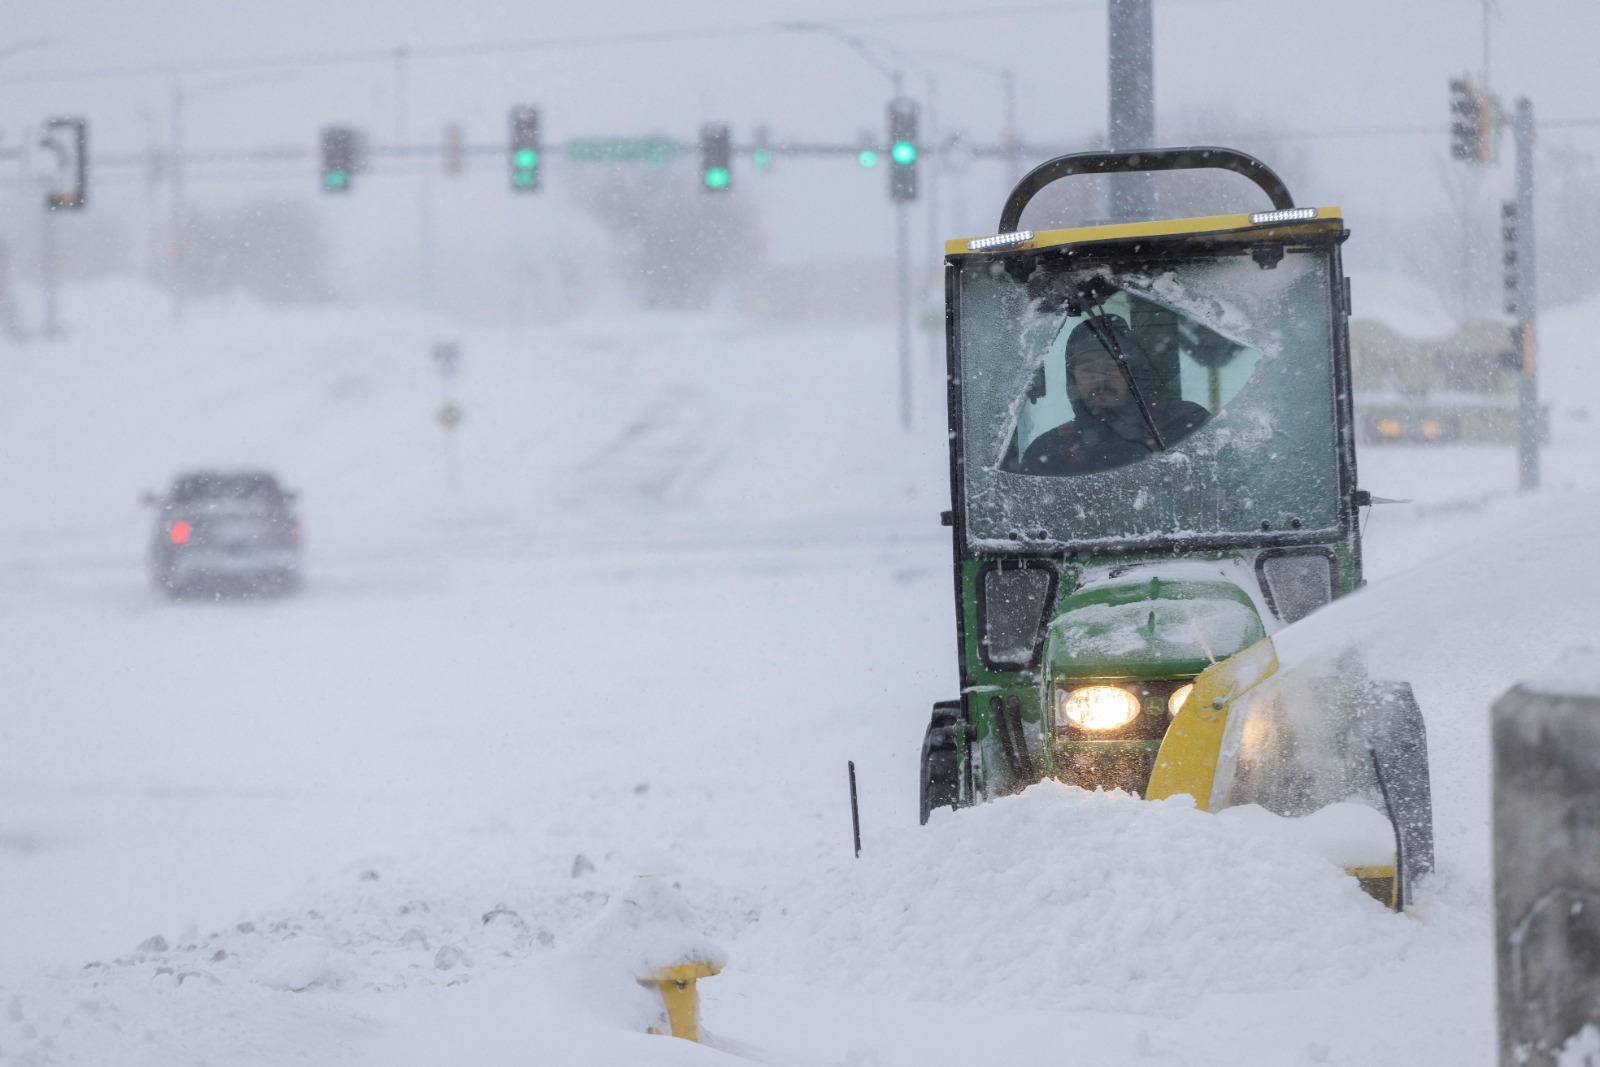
[0,0,1242,88]
[0,4,1100,87]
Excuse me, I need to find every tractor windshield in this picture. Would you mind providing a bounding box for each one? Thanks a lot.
[955,247,1341,550]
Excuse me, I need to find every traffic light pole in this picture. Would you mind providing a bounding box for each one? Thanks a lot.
[1513,97,1539,493]
[39,193,60,338]
[896,199,912,430]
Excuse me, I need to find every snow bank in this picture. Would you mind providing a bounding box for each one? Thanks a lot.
[577,875,727,978]
[1523,646,1600,700]
[741,781,1412,1016]
[13,273,1600,1062]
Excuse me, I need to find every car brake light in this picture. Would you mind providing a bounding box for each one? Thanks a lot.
[169,521,190,544]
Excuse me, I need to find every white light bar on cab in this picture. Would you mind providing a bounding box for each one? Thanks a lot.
[966,230,1034,252]
[1248,207,1318,225]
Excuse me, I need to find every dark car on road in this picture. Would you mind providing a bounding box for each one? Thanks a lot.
[145,471,302,597]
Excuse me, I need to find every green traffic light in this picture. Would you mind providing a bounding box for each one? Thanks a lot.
[752,148,772,171]
[514,170,535,188]
[704,166,730,190]
[891,141,916,165]
[514,148,539,169]
[324,169,348,190]
[857,150,878,168]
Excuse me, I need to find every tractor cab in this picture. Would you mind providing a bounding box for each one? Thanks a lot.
[924,149,1432,906]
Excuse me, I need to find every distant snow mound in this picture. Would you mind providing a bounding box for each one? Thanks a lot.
[1524,646,1600,700]
[744,782,1416,1015]
[566,387,720,511]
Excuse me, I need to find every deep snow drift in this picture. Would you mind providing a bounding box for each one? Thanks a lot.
[0,277,1597,1064]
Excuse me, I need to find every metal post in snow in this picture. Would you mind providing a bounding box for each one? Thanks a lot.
[848,761,862,858]
[1513,97,1539,493]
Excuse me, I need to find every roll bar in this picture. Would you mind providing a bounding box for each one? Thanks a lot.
[997,147,1296,233]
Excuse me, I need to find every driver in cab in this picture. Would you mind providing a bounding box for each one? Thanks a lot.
[1019,314,1209,476]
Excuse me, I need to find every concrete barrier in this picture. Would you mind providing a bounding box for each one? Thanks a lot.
[1494,652,1600,1066]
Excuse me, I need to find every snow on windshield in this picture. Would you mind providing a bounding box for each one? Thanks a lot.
[958,249,1341,550]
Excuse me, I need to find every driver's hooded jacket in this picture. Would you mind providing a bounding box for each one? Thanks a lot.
[1018,314,1210,476]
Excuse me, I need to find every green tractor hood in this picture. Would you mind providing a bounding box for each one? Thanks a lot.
[1045,573,1267,682]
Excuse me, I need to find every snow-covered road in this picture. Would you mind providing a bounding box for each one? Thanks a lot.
[0,280,1596,1064]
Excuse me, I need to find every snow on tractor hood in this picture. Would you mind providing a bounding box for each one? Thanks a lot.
[1045,561,1268,681]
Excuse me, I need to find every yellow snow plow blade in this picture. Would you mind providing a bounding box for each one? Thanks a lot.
[1146,637,1279,809]
[1147,637,1419,910]
[1349,865,1399,909]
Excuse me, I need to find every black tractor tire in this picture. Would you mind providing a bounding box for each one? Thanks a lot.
[920,700,964,825]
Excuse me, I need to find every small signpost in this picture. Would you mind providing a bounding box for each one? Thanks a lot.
[431,341,462,489]
[431,340,460,378]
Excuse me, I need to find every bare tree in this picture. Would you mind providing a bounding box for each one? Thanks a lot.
[1537,147,1600,310]
[568,161,763,310]
[171,198,330,304]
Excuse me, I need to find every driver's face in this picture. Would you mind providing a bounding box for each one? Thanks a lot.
[1072,351,1133,414]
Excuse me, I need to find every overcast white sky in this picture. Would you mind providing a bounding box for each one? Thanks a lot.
[5,1,1591,144]
[2,0,1596,306]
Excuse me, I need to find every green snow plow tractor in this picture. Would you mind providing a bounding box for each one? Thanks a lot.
[922,149,1433,908]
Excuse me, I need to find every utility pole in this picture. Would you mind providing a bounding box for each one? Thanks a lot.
[168,78,186,322]
[783,20,917,430]
[37,118,86,340]
[1107,0,1155,222]
[1001,67,1021,189]
[39,189,60,338]
[395,46,435,306]
[167,72,289,322]
[889,87,915,431]
[1512,97,1539,492]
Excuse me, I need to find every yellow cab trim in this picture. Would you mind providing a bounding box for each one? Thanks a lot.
[944,206,1344,258]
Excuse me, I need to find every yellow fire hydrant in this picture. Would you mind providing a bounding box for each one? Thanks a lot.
[639,960,722,1043]
[579,875,727,1045]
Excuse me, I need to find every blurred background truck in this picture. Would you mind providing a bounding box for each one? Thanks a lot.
[1350,317,1550,445]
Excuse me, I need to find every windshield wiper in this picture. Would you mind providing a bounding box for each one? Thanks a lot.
[1075,280,1167,451]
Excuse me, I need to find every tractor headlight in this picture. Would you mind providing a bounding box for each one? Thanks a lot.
[1056,685,1140,733]
[1169,683,1195,717]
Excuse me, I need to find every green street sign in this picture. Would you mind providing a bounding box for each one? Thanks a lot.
[565,137,678,166]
